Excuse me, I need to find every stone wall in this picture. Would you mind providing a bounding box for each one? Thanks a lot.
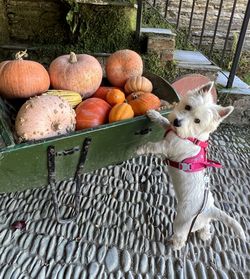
[148,0,250,52]
[0,0,69,44]
[0,0,9,43]
[0,0,137,54]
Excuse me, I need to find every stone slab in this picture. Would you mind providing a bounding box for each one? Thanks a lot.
[174,50,212,65]
[140,27,176,36]
[173,50,221,81]
[216,71,250,90]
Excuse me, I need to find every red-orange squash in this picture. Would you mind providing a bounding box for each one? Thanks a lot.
[0,50,50,99]
[106,88,125,106]
[75,98,111,130]
[109,103,134,123]
[127,92,161,116]
[105,49,143,87]
[124,76,153,95]
[49,52,103,98]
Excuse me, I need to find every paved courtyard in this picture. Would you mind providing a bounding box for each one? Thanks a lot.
[0,124,249,279]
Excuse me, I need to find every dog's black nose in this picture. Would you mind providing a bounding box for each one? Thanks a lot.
[173,118,182,127]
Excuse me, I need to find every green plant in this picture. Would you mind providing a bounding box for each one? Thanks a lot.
[63,1,137,53]
[142,52,178,83]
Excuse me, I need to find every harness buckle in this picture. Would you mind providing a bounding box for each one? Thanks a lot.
[179,163,192,171]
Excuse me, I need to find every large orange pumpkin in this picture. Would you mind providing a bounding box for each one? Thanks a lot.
[127,92,161,116]
[75,98,111,130]
[49,52,103,98]
[109,103,134,123]
[0,50,50,99]
[105,49,143,87]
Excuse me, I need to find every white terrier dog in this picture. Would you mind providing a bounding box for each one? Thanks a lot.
[137,81,246,250]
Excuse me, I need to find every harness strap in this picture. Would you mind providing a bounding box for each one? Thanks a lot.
[164,128,222,172]
[187,137,208,148]
[164,158,222,172]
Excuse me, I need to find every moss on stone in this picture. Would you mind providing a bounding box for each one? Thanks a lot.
[65,2,137,53]
[142,52,177,83]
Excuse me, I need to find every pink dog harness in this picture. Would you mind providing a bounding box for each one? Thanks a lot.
[164,130,222,172]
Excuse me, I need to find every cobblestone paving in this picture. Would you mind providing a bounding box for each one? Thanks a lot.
[0,124,249,279]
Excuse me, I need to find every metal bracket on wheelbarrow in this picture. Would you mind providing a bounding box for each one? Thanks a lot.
[47,138,92,224]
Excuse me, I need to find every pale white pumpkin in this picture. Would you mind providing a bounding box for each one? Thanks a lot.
[15,95,76,141]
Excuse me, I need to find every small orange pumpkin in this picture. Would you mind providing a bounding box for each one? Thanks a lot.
[92,86,117,100]
[106,88,125,106]
[109,103,134,123]
[0,50,50,99]
[127,92,161,116]
[106,49,143,87]
[124,76,153,95]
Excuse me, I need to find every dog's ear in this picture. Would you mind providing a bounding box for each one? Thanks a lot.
[197,81,214,95]
[190,81,214,102]
[217,105,234,121]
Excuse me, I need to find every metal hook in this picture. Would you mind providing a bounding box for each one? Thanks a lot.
[47,138,92,224]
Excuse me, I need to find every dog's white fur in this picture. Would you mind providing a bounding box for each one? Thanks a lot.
[137,82,246,250]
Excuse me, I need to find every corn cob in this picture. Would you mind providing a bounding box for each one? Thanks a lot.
[44,90,82,108]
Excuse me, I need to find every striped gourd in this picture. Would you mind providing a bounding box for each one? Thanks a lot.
[44,90,82,108]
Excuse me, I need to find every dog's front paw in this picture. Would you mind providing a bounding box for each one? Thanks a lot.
[171,235,186,250]
[146,109,162,122]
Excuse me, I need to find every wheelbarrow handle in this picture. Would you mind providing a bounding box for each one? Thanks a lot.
[47,138,92,224]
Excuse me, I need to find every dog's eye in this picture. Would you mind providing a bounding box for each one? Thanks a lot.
[194,118,201,124]
[185,105,191,111]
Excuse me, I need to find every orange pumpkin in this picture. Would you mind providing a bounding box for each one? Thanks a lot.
[127,92,161,116]
[105,49,143,87]
[75,98,111,130]
[49,52,103,99]
[106,88,125,106]
[0,50,50,99]
[92,86,117,100]
[109,103,134,123]
[124,76,153,95]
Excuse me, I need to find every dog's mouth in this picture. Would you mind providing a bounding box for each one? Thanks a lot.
[168,123,178,133]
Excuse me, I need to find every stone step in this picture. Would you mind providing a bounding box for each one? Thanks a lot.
[216,71,250,94]
[216,72,250,125]
[173,50,221,82]
[140,27,176,36]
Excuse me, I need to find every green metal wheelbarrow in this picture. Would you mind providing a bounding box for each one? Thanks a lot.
[0,72,179,223]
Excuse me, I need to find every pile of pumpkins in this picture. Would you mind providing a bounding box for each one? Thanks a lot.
[0,49,161,142]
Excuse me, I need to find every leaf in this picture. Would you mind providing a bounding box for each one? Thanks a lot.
[10,220,26,231]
